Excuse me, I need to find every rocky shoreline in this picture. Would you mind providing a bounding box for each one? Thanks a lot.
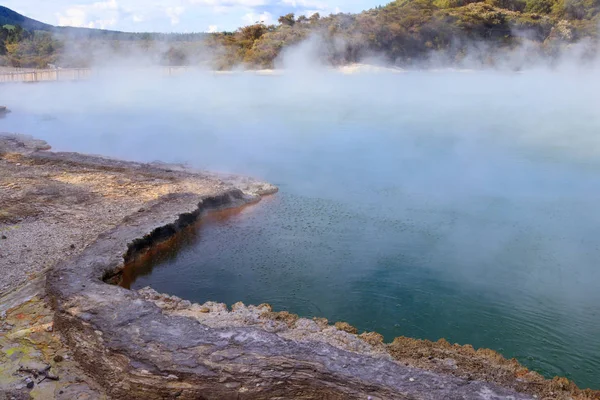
[1,134,599,399]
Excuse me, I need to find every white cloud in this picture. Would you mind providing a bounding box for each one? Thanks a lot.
[94,0,118,10]
[302,10,321,17]
[212,6,231,14]
[56,8,88,27]
[166,6,185,25]
[242,11,273,25]
[188,0,268,6]
[55,0,121,29]
[208,25,219,32]
[279,0,327,9]
[9,0,386,32]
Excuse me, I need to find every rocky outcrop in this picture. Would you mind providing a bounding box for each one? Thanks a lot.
[4,134,596,399]
[46,183,534,400]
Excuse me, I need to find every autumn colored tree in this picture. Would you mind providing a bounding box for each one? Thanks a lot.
[278,13,296,26]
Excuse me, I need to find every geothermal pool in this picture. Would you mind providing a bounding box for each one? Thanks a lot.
[1,70,600,389]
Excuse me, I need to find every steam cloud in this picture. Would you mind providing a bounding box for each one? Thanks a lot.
[1,23,600,388]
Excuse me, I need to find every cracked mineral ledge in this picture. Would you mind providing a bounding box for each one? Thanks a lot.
[1,134,599,400]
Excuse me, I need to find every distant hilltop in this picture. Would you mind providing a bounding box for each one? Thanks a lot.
[0,5,119,38]
[0,6,207,40]
[0,5,53,32]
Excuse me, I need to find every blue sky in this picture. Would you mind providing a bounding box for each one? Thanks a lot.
[3,0,387,33]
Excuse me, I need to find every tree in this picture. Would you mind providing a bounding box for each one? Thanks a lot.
[488,0,527,11]
[525,0,555,13]
[278,13,296,26]
[239,23,268,42]
[309,12,321,23]
[0,26,8,55]
[553,0,600,18]
[163,47,187,65]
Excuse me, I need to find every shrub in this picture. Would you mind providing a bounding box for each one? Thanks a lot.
[525,0,556,13]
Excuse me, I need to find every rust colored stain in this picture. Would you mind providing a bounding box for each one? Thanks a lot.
[117,199,272,289]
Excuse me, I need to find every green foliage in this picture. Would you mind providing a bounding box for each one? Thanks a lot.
[278,13,296,26]
[239,24,269,42]
[434,0,484,8]
[0,6,210,68]
[0,26,61,67]
[452,3,511,39]
[206,0,598,68]
[486,0,527,11]
[162,47,188,66]
[553,0,600,18]
[524,0,556,13]
[0,0,598,70]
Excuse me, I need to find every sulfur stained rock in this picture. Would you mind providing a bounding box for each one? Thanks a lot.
[334,321,358,334]
[359,332,384,346]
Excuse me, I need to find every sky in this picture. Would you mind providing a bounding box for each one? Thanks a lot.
[3,0,387,33]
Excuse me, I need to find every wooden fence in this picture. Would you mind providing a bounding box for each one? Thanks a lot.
[0,67,193,83]
[0,68,92,83]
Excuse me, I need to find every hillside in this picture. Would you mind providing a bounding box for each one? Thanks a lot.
[0,6,122,36]
[0,5,137,38]
[1,0,599,69]
[209,0,600,69]
[0,5,208,68]
[0,6,207,40]
[0,5,53,31]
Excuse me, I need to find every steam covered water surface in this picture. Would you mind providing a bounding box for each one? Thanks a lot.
[2,70,600,389]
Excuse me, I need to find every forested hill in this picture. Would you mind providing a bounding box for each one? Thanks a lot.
[0,6,123,37]
[210,0,599,68]
[0,6,207,40]
[0,5,207,68]
[0,6,54,31]
[1,0,599,69]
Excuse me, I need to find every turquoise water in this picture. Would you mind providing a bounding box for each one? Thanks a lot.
[2,70,600,388]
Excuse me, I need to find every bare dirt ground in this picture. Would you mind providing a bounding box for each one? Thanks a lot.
[0,134,270,295]
[1,133,599,399]
[0,133,274,399]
